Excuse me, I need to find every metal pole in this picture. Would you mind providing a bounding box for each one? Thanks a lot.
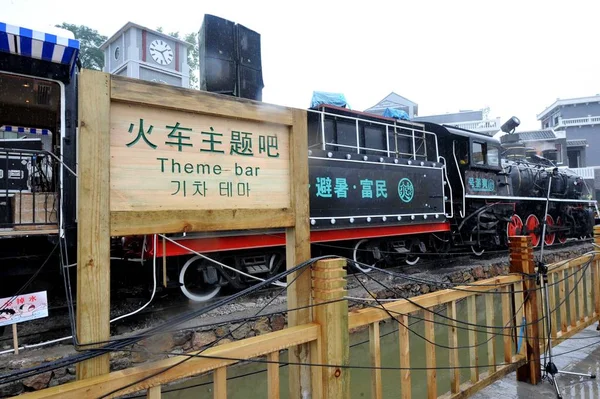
[539,169,553,263]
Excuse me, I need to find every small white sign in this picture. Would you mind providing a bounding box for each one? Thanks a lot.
[0,291,48,327]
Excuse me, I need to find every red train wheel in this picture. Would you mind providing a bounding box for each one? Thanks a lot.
[556,216,568,244]
[526,214,541,247]
[544,215,555,246]
[507,214,523,237]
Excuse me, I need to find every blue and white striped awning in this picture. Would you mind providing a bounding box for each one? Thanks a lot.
[0,22,80,76]
[1,125,52,135]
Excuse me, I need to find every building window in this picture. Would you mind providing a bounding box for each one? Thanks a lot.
[555,144,563,164]
[568,150,581,168]
[553,115,559,126]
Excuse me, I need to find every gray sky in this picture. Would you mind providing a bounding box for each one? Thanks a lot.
[3,0,599,130]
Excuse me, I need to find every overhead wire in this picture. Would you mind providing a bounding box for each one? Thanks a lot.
[98,255,318,399]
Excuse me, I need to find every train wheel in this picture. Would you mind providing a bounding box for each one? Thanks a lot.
[404,239,422,265]
[352,239,375,273]
[507,215,523,237]
[525,214,541,247]
[267,253,286,283]
[544,215,555,246]
[179,255,221,302]
[556,216,567,244]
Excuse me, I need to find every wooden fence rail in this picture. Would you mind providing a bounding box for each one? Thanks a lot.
[18,229,600,399]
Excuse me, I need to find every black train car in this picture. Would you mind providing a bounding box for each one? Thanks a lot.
[305,104,451,269]
[423,121,597,254]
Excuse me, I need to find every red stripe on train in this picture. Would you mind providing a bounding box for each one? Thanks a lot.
[149,223,451,257]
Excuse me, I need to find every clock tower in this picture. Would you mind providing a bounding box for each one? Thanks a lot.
[100,22,191,88]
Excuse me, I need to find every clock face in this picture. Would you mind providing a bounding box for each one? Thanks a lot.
[149,39,173,66]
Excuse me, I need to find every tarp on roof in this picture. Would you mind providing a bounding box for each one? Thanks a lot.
[310,91,349,109]
[382,107,410,120]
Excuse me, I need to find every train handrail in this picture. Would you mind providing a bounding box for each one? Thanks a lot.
[452,140,466,218]
[438,155,453,219]
[308,108,438,161]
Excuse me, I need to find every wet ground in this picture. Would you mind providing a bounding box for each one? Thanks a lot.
[473,323,600,398]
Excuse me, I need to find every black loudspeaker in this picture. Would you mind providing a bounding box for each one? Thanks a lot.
[199,14,236,94]
[238,65,263,101]
[199,15,264,101]
[236,24,263,101]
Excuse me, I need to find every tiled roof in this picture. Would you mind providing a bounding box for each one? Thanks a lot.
[567,139,588,147]
[516,130,556,141]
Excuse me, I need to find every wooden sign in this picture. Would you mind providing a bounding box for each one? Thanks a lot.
[93,74,308,236]
[110,103,291,212]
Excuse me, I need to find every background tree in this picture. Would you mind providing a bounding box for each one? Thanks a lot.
[157,27,199,89]
[56,23,107,70]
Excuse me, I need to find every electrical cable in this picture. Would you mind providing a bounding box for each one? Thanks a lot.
[159,234,286,288]
[99,256,316,399]
[350,267,530,351]
[349,258,540,292]
[0,256,328,386]
[0,234,163,356]
[0,241,59,311]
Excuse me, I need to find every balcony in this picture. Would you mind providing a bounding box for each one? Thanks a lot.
[443,118,502,134]
[555,116,600,129]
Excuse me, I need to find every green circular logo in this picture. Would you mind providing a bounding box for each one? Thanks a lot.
[398,178,414,203]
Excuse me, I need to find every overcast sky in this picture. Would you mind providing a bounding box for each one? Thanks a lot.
[3,0,599,130]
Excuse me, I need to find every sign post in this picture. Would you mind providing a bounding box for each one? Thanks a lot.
[76,70,311,395]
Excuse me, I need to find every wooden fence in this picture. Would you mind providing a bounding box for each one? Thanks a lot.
[18,228,600,398]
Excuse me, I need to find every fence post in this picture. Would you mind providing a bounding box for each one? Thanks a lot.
[312,258,350,399]
[509,235,541,384]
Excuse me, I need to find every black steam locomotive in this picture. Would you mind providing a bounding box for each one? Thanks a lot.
[138,103,597,301]
[0,21,596,303]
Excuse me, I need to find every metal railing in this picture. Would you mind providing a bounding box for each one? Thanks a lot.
[444,118,502,132]
[569,167,596,179]
[309,108,439,162]
[0,148,58,230]
[555,116,600,128]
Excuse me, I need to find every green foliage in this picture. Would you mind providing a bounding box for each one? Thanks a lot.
[55,23,107,70]
[56,23,198,87]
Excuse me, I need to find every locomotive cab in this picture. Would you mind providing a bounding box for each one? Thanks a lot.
[419,122,515,253]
